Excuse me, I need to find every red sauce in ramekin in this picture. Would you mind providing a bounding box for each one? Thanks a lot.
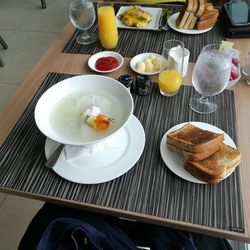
[95,56,119,71]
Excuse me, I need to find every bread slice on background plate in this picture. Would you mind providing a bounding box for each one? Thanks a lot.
[176,0,194,29]
[204,3,214,11]
[199,9,219,21]
[176,0,219,30]
[196,3,219,30]
[188,0,204,29]
[182,0,198,29]
[184,143,242,184]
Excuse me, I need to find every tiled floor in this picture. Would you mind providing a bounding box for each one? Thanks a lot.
[0,0,68,111]
[0,0,249,249]
[0,0,68,248]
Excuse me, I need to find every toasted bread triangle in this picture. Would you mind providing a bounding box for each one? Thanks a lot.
[167,123,224,153]
[185,143,241,183]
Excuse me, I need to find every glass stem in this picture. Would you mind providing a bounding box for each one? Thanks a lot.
[81,30,89,37]
[200,96,208,103]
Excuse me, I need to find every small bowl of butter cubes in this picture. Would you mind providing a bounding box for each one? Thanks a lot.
[130,53,163,75]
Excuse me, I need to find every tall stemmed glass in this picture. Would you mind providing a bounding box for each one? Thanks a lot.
[69,0,97,45]
[189,44,232,114]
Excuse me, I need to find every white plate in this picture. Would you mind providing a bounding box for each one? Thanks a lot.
[116,6,162,30]
[88,51,124,73]
[160,122,237,184]
[167,12,212,35]
[130,53,162,75]
[45,115,145,184]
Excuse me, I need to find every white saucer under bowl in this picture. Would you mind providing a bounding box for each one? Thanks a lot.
[45,115,145,184]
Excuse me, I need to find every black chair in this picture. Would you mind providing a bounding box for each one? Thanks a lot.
[41,0,46,9]
[0,36,8,67]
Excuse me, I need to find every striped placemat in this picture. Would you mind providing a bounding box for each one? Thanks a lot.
[0,72,244,233]
[62,4,225,62]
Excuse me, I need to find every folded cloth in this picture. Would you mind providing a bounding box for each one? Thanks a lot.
[36,217,198,250]
[36,217,138,250]
[64,137,121,160]
[222,6,250,38]
[52,135,121,170]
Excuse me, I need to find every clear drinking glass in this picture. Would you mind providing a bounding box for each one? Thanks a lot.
[69,0,97,45]
[189,44,232,114]
[158,40,184,97]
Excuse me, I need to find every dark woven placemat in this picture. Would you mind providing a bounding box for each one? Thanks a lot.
[0,72,244,233]
[62,4,225,62]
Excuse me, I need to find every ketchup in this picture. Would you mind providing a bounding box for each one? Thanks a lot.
[95,56,119,71]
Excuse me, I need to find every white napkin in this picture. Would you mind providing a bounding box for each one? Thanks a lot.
[168,46,183,73]
[63,136,121,161]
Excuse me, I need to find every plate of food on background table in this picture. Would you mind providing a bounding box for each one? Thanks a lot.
[116,5,162,30]
[167,1,219,34]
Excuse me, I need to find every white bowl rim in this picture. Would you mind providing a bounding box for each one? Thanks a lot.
[34,74,134,145]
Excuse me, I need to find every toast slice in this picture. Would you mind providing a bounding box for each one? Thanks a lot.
[189,0,204,29]
[196,7,219,30]
[167,142,221,161]
[167,123,224,153]
[183,0,198,29]
[196,17,218,30]
[199,9,219,21]
[176,0,194,29]
[183,12,195,29]
[184,143,241,184]
[204,3,214,11]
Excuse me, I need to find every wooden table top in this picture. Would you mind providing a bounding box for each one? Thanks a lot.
[1,21,250,242]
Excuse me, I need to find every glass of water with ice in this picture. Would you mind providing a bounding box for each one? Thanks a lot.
[189,44,232,114]
[69,0,97,45]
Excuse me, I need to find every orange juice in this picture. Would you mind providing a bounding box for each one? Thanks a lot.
[159,70,182,96]
[97,5,118,49]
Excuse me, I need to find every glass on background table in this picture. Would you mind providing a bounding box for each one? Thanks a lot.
[69,0,97,45]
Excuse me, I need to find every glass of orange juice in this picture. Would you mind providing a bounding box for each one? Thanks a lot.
[97,3,118,49]
[158,40,184,97]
